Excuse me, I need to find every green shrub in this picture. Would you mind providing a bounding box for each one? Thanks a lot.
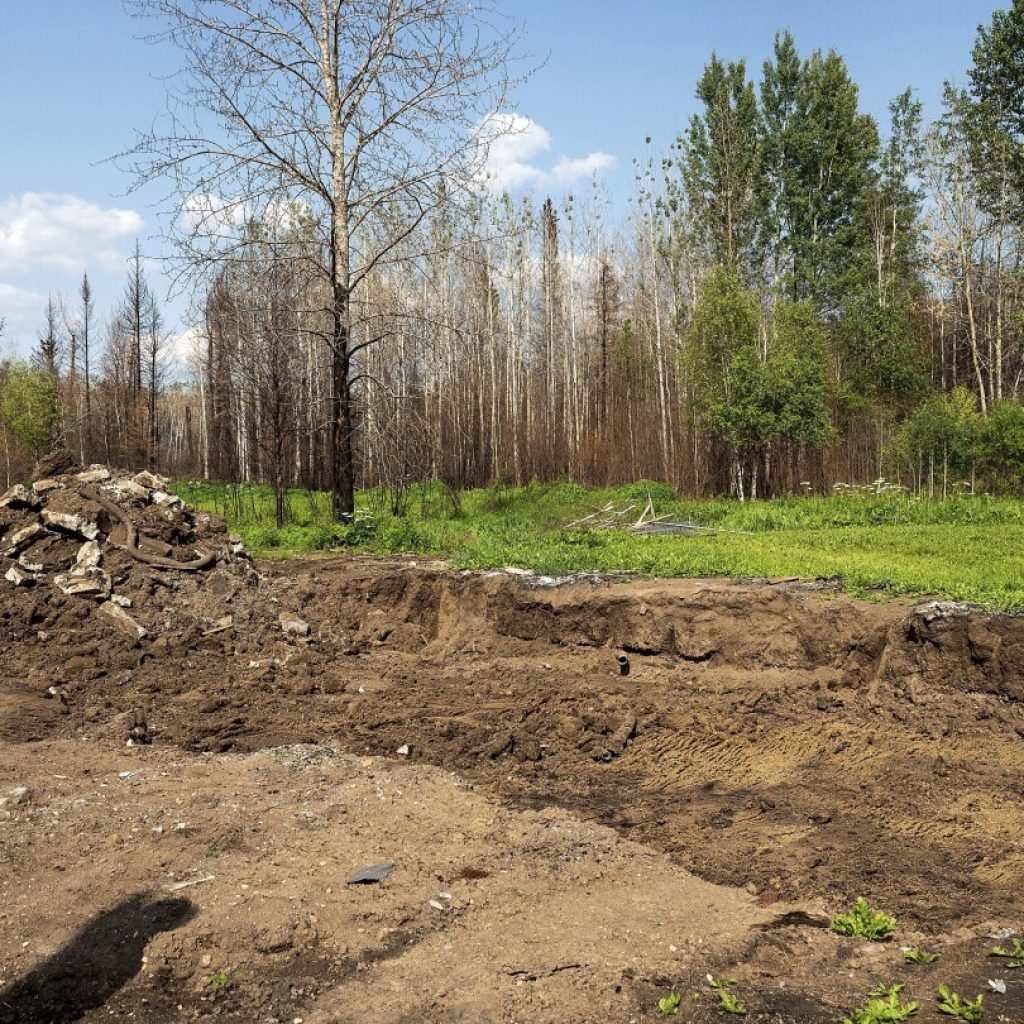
[977,400,1024,493]
[830,898,897,941]
[841,982,919,1023]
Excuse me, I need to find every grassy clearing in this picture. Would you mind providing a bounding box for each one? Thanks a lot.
[175,478,1024,611]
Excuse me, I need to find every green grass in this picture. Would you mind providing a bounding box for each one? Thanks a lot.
[174,478,1024,612]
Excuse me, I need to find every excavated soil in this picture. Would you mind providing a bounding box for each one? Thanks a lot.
[1,468,1023,1022]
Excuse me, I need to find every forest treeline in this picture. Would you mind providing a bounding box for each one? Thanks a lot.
[5,5,1024,519]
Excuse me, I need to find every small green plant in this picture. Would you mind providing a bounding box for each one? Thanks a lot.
[841,982,919,1024]
[658,991,682,1016]
[830,897,898,941]
[904,949,940,965]
[989,937,1024,968]
[707,975,737,990]
[937,985,984,1021]
[717,991,748,1015]
[706,976,747,1015]
[209,969,233,992]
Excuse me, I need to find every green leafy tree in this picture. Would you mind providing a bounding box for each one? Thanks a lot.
[685,267,762,497]
[867,89,926,308]
[769,299,833,450]
[0,361,61,459]
[966,0,1024,217]
[976,399,1024,493]
[682,54,767,277]
[833,298,929,419]
[761,33,880,312]
[686,270,831,497]
[888,387,981,497]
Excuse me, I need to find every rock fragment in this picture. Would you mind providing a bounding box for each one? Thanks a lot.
[75,540,102,570]
[16,553,44,573]
[5,565,38,586]
[4,522,45,556]
[41,510,101,540]
[104,479,150,503]
[0,484,39,510]
[75,467,111,483]
[151,490,184,509]
[347,862,394,885]
[279,611,311,637]
[54,567,112,600]
[132,471,165,490]
[32,478,61,495]
[96,601,148,639]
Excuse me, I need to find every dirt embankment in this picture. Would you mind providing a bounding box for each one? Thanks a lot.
[1,465,1023,1022]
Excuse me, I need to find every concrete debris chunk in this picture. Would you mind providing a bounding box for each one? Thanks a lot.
[4,522,45,556]
[16,554,44,573]
[5,565,38,587]
[132,471,166,490]
[75,540,102,570]
[32,478,62,495]
[41,510,100,541]
[917,600,976,621]
[111,594,133,608]
[54,567,112,600]
[75,467,111,483]
[279,611,311,637]
[96,600,148,639]
[151,490,183,509]
[104,479,150,503]
[0,484,39,510]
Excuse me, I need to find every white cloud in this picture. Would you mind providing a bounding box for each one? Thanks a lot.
[179,193,312,240]
[477,112,552,190]
[0,192,144,276]
[0,281,48,357]
[476,113,615,192]
[552,152,616,184]
[162,324,203,382]
[180,192,250,236]
[0,281,46,316]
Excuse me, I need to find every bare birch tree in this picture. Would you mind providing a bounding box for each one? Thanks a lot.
[123,0,524,518]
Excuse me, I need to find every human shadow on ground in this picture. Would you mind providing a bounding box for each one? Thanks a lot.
[0,892,196,1023]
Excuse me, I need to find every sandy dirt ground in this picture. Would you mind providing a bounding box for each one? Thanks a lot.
[1,466,1023,1022]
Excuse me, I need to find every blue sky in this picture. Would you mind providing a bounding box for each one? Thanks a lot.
[0,0,999,359]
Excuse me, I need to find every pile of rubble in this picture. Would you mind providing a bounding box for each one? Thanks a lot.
[0,460,244,641]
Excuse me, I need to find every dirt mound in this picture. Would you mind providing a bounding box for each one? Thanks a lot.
[0,465,261,742]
